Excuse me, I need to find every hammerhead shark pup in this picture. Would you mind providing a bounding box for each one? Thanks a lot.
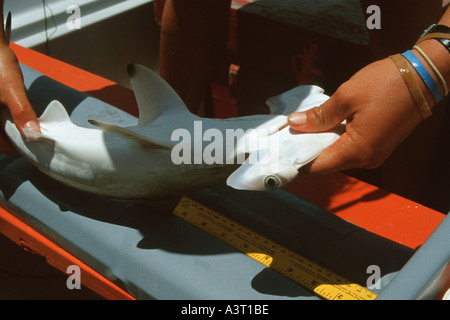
[1,64,342,200]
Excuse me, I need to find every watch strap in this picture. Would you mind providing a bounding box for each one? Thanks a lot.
[416,24,450,52]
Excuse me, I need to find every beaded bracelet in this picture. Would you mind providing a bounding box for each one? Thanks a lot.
[390,54,432,119]
[401,50,443,104]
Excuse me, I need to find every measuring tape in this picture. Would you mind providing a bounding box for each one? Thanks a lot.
[173,196,377,300]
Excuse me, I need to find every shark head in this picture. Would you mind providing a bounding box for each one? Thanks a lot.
[226,145,300,191]
[225,84,344,192]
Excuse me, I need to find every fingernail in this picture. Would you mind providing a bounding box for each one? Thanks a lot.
[23,120,40,132]
[288,112,307,126]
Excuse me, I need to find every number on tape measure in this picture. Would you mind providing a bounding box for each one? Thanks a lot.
[173,196,377,300]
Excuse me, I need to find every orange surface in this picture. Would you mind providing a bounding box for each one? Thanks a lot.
[1,43,445,299]
[285,174,445,250]
[11,43,139,117]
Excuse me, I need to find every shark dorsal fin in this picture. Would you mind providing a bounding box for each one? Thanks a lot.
[4,12,11,45]
[127,64,189,126]
[88,119,172,150]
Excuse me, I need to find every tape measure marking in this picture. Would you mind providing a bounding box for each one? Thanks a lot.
[173,196,377,300]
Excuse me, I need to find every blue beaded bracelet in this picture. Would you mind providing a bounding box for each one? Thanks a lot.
[401,50,443,104]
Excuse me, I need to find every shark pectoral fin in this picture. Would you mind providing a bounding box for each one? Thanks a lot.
[39,100,74,124]
[88,119,172,150]
[22,128,55,143]
[28,100,74,142]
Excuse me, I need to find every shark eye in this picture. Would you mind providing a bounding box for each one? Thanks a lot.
[264,175,281,190]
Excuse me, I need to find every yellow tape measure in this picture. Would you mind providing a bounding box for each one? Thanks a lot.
[173,196,377,300]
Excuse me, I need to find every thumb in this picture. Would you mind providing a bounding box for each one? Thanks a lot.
[6,94,40,138]
[287,96,350,132]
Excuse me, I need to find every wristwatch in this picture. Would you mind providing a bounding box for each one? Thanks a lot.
[418,24,450,52]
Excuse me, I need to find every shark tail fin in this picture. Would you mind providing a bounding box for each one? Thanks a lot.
[127,64,189,126]
[88,119,172,150]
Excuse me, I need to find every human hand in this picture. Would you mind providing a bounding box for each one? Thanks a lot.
[0,43,40,154]
[287,56,426,175]
[0,3,40,154]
